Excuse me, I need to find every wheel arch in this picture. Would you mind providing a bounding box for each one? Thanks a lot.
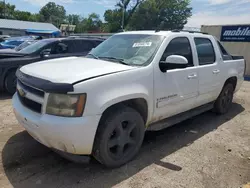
[99,97,149,125]
[224,76,237,91]
[214,76,236,114]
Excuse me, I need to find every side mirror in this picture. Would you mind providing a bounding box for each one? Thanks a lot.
[159,55,188,72]
[40,49,51,57]
[165,55,188,65]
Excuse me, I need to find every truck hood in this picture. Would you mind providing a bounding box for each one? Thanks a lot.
[20,57,136,84]
[0,51,26,59]
[0,48,16,53]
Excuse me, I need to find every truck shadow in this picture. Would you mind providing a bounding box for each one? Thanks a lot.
[1,103,244,188]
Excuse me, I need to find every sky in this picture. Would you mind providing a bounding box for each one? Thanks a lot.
[5,0,250,28]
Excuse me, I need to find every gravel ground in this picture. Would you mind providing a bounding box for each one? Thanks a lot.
[0,82,250,188]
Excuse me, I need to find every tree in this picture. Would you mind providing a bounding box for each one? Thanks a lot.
[67,14,82,33]
[129,0,192,30]
[116,0,144,27]
[39,2,66,27]
[0,2,16,19]
[74,13,103,33]
[0,2,42,22]
[103,0,144,32]
[103,9,123,32]
[31,14,43,22]
[80,13,102,32]
[67,14,80,25]
[14,10,34,21]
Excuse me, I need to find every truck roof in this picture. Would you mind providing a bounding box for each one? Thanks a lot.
[116,30,210,37]
[40,37,105,43]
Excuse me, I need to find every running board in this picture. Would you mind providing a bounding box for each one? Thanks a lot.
[147,103,214,131]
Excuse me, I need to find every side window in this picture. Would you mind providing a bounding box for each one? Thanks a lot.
[81,40,95,52]
[64,40,77,53]
[94,40,103,47]
[161,37,193,68]
[68,40,94,53]
[217,41,232,60]
[42,43,54,53]
[51,42,69,54]
[194,38,216,65]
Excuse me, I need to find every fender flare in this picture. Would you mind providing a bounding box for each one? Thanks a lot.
[99,93,150,114]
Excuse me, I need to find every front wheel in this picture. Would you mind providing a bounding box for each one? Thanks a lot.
[5,70,17,95]
[93,105,145,168]
[214,83,234,114]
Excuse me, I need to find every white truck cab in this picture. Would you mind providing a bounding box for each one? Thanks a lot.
[12,30,245,167]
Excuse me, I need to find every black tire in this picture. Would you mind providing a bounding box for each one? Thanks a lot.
[93,105,145,168]
[5,70,17,95]
[214,83,234,114]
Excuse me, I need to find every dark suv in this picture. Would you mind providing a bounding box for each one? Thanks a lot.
[0,37,104,94]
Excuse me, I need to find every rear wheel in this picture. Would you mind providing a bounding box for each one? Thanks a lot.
[214,83,234,114]
[5,70,17,95]
[93,105,145,168]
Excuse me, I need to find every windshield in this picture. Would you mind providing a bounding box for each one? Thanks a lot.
[15,40,37,51]
[19,40,52,53]
[87,34,164,66]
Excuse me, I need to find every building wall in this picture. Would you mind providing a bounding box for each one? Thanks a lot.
[0,28,26,36]
[201,25,250,76]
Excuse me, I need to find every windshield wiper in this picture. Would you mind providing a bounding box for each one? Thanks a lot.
[88,53,99,59]
[98,56,129,65]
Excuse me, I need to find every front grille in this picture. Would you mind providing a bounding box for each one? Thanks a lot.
[18,92,42,113]
[18,80,44,97]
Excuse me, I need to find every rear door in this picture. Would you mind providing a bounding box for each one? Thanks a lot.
[194,37,223,106]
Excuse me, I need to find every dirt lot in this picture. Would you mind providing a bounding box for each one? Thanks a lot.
[0,83,250,188]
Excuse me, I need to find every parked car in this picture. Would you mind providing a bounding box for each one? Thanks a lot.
[0,36,42,49]
[0,39,24,49]
[12,31,245,168]
[0,37,104,94]
[0,40,38,53]
[0,35,10,42]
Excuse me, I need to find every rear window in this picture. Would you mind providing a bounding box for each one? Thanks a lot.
[217,41,232,60]
[194,38,216,65]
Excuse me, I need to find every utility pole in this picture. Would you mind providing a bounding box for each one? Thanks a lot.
[121,3,125,31]
[3,0,6,18]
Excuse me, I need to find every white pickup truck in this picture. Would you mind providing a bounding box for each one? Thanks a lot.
[12,31,245,168]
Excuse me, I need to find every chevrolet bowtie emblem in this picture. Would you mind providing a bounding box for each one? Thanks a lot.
[18,88,26,97]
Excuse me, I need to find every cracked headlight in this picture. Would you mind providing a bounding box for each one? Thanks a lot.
[46,94,86,117]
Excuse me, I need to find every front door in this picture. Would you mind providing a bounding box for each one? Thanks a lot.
[153,36,199,121]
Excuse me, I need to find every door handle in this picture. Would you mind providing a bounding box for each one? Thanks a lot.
[187,74,197,79]
[213,69,220,74]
